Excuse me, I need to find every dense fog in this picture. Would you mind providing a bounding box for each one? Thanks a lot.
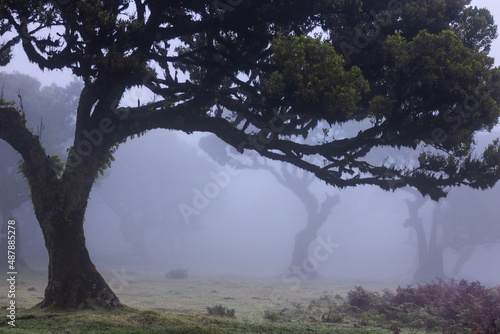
[4,119,500,286]
[86,129,500,285]
[1,0,499,301]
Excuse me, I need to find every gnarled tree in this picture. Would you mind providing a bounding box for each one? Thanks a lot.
[200,133,340,280]
[1,0,500,308]
[405,184,500,283]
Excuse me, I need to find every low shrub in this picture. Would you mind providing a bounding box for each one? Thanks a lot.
[263,310,281,322]
[338,279,500,333]
[347,286,374,312]
[165,268,188,279]
[206,304,235,318]
[321,309,343,323]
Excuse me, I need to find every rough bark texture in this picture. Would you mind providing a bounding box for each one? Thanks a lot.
[37,208,119,309]
[33,153,122,308]
[1,107,121,308]
[33,177,122,309]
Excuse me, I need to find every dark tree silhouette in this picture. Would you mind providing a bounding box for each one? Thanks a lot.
[1,0,500,308]
[405,184,500,283]
[265,165,339,280]
[200,133,339,280]
[94,132,218,267]
[405,195,445,283]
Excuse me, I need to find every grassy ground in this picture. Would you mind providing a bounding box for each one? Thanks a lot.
[0,307,435,333]
[0,269,438,333]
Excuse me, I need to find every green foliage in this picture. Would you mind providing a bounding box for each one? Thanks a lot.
[2,0,500,201]
[384,30,491,104]
[263,310,282,322]
[304,279,500,333]
[165,268,189,279]
[0,96,15,107]
[321,310,343,323]
[97,147,117,177]
[381,27,500,143]
[347,286,375,312]
[16,159,29,184]
[206,304,235,318]
[50,155,65,176]
[263,34,369,123]
[2,0,500,311]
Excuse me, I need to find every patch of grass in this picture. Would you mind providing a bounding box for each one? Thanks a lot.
[321,309,343,323]
[263,310,281,322]
[206,304,235,318]
[1,306,399,333]
[9,279,488,334]
[0,307,224,334]
[165,268,189,279]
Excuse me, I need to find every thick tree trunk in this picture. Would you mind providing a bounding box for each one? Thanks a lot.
[2,100,122,309]
[406,198,445,283]
[287,194,339,281]
[31,161,121,309]
[37,209,120,309]
[289,220,322,279]
[411,211,428,273]
[413,248,445,283]
[412,213,445,283]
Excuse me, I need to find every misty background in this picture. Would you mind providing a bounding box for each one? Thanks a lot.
[1,0,499,290]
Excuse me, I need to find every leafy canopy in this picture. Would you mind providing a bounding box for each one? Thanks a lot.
[0,0,500,199]
[263,34,369,123]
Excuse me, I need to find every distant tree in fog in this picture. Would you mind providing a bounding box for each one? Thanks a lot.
[405,185,500,283]
[94,133,217,266]
[200,133,339,280]
[1,0,500,308]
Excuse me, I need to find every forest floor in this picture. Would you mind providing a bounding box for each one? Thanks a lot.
[0,269,446,333]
